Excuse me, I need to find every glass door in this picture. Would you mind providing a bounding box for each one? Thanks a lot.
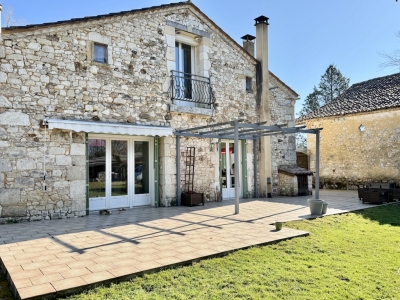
[88,136,153,211]
[175,41,194,106]
[88,139,107,210]
[110,140,129,208]
[220,141,240,199]
[133,141,150,206]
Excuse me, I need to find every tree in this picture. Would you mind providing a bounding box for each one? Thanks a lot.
[296,65,349,150]
[298,87,321,117]
[1,6,25,27]
[298,64,349,118]
[379,31,400,71]
[318,65,350,106]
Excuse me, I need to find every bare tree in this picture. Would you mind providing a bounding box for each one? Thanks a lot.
[379,31,400,71]
[1,5,25,27]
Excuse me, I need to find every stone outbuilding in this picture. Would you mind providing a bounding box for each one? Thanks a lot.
[278,165,312,196]
[297,72,400,189]
[0,1,300,221]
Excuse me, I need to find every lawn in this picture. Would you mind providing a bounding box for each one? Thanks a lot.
[1,204,400,299]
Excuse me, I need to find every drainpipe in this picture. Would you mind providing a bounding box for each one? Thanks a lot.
[255,15,272,197]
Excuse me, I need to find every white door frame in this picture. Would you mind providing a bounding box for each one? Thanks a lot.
[88,134,154,210]
[221,140,241,200]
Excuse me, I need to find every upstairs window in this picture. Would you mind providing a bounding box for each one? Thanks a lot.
[246,77,253,92]
[94,43,108,63]
[175,42,193,74]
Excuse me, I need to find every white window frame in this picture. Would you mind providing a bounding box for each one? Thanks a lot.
[88,134,155,210]
[175,41,196,75]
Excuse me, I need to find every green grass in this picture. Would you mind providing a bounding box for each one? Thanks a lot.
[1,204,400,300]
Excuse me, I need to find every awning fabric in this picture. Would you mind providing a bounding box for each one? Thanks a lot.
[47,119,173,137]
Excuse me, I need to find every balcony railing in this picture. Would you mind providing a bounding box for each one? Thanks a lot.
[168,70,216,109]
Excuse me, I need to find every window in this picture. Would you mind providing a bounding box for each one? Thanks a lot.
[246,77,252,92]
[175,42,193,74]
[94,43,108,63]
[175,42,194,101]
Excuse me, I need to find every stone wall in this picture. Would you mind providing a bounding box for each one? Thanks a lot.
[306,109,400,189]
[0,3,295,220]
[278,172,298,196]
[269,77,298,194]
[296,151,309,169]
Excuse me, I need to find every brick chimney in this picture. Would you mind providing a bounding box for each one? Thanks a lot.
[255,15,272,197]
[241,34,255,57]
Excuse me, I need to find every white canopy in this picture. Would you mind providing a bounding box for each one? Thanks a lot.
[47,119,173,137]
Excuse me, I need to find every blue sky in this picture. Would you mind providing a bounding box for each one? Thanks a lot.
[1,0,399,114]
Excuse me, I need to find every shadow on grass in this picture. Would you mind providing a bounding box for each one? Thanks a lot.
[355,202,400,226]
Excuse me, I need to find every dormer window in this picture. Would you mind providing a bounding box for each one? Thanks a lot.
[94,43,108,63]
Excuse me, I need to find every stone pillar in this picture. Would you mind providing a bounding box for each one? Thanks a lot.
[159,136,176,206]
[255,16,272,197]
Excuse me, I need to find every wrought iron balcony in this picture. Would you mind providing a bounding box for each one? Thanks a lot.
[168,70,216,109]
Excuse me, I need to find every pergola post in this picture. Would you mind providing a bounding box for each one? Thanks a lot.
[315,130,320,200]
[253,139,258,198]
[234,120,239,214]
[176,135,181,206]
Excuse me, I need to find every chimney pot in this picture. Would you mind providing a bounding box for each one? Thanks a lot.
[254,15,269,26]
[241,34,256,57]
[241,34,256,41]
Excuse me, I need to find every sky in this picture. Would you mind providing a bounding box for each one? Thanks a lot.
[1,0,399,115]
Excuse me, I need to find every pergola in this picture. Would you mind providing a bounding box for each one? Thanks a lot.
[175,120,322,214]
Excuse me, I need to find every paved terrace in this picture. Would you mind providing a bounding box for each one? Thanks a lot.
[0,190,376,299]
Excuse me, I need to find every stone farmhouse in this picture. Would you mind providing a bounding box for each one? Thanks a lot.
[0,1,299,221]
[298,72,400,189]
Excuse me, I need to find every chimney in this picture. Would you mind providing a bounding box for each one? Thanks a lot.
[241,34,256,57]
[254,15,272,197]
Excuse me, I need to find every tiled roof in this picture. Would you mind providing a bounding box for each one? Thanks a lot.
[278,165,313,175]
[297,72,400,122]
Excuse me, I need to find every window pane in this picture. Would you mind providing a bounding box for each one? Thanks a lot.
[88,139,106,198]
[111,140,128,196]
[182,43,192,74]
[94,44,107,63]
[135,141,149,194]
[246,77,252,91]
[229,143,235,188]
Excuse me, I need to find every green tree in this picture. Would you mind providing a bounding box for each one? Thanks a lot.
[298,87,321,117]
[318,64,350,106]
[298,64,349,117]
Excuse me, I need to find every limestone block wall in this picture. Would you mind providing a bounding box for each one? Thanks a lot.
[278,173,298,196]
[0,4,268,219]
[269,77,297,194]
[306,109,400,189]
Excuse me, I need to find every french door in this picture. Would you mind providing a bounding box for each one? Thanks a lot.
[88,135,153,210]
[220,141,241,199]
[175,41,195,106]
